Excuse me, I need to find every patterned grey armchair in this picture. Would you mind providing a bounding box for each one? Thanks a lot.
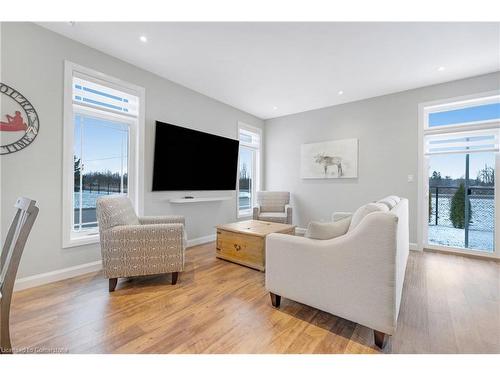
[96,195,185,292]
[252,191,293,224]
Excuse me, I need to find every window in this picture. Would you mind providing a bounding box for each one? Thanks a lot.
[63,62,144,248]
[424,94,500,129]
[428,102,500,128]
[425,129,499,155]
[237,123,261,217]
[73,114,129,232]
[420,92,499,257]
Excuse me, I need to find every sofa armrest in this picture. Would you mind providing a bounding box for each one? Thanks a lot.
[265,211,399,334]
[331,211,352,222]
[138,215,185,225]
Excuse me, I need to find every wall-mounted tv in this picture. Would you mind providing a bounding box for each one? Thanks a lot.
[152,121,240,191]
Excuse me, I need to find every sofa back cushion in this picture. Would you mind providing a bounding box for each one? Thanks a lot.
[305,217,351,240]
[258,191,290,213]
[348,202,389,232]
[96,195,140,231]
[377,196,401,210]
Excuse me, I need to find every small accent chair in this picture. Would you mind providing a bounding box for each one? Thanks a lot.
[252,191,292,224]
[1,197,39,354]
[96,195,186,292]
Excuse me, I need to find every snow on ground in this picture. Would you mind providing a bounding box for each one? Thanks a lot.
[428,225,494,253]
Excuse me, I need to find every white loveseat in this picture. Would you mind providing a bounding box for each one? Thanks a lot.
[265,197,409,349]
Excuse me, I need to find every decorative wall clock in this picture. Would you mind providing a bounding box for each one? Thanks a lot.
[0,83,40,155]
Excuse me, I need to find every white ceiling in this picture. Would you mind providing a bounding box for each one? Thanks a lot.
[39,22,500,119]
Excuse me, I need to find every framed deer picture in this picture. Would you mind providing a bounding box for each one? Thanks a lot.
[301,138,358,179]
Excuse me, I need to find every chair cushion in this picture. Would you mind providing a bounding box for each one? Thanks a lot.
[377,196,401,210]
[258,191,290,213]
[305,217,351,240]
[348,203,389,232]
[258,212,287,219]
[96,195,140,231]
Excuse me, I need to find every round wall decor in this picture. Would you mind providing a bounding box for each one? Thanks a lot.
[0,83,40,155]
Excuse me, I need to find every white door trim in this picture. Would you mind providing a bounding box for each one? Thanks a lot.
[418,91,500,259]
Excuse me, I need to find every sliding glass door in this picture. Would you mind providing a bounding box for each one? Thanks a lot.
[428,151,496,253]
[421,92,499,258]
[237,125,261,217]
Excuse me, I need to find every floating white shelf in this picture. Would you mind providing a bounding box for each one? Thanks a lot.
[169,196,232,204]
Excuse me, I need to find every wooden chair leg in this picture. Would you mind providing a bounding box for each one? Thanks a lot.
[270,292,281,308]
[374,330,388,349]
[1,301,13,354]
[109,278,118,292]
[171,272,179,285]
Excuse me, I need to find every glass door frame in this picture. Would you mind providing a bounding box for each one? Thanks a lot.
[418,91,500,259]
[236,122,262,218]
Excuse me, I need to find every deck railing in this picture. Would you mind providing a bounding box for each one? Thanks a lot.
[429,185,494,231]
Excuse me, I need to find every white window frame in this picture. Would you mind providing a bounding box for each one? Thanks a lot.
[237,122,262,218]
[418,90,500,259]
[62,61,145,248]
[423,93,500,132]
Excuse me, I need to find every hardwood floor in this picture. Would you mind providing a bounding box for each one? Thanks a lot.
[9,243,500,354]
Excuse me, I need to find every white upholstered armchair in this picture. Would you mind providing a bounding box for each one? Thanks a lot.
[252,191,292,224]
[96,195,186,292]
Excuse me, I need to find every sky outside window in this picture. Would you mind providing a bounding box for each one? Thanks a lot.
[428,102,499,178]
[429,102,500,127]
[74,114,129,174]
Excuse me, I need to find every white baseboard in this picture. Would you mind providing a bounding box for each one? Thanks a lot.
[187,234,216,248]
[14,260,103,292]
[14,234,217,292]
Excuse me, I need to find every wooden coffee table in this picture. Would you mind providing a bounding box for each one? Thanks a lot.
[215,220,295,271]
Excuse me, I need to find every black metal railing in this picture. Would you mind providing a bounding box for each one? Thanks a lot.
[429,185,494,231]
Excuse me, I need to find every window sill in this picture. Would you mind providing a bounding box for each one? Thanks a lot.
[63,233,100,249]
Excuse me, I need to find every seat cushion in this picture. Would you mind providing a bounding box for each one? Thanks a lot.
[377,195,401,210]
[259,212,287,219]
[305,217,351,240]
[348,202,389,231]
[258,212,288,224]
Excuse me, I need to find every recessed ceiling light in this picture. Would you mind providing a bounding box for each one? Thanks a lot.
[273,106,278,110]
[338,90,344,95]
[438,66,445,72]
[139,35,148,43]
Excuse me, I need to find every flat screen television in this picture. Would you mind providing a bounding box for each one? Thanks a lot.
[152,121,240,191]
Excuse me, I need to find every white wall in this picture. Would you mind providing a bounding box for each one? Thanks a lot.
[2,22,499,280]
[264,72,500,243]
[0,23,264,278]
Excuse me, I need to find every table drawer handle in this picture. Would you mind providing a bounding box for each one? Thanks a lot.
[234,244,241,251]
